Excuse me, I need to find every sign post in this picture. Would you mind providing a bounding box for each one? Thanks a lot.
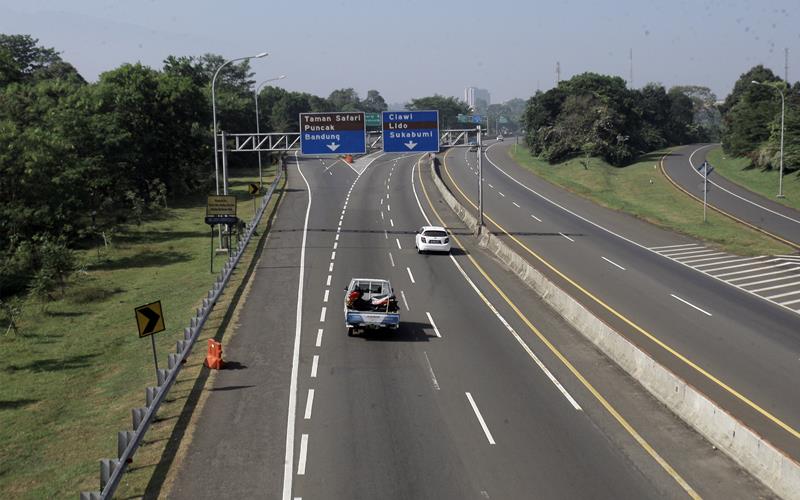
[381,110,440,153]
[477,125,484,232]
[299,112,366,155]
[697,160,714,222]
[134,301,166,383]
[207,195,237,252]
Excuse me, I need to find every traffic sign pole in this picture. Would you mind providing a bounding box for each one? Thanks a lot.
[703,164,708,223]
[477,126,484,232]
[150,335,159,383]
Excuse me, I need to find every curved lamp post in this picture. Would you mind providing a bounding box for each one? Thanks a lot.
[211,51,268,195]
[752,80,786,198]
[254,75,287,186]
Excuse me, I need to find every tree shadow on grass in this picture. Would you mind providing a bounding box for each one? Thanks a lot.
[3,352,100,373]
[90,250,193,271]
[115,230,210,245]
[635,151,676,164]
[0,398,39,410]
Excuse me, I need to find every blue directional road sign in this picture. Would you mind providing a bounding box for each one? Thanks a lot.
[299,112,366,155]
[382,110,440,153]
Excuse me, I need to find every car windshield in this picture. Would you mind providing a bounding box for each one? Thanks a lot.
[424,230,447,237]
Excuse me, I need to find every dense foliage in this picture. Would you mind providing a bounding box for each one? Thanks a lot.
[521,73,721,166]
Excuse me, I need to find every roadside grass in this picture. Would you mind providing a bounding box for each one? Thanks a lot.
[507,146,793,256]
[0,164,281,499]
[706,146,800,212]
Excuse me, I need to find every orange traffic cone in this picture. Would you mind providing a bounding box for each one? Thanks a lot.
[204,339,223,369]
[345,154,353,164]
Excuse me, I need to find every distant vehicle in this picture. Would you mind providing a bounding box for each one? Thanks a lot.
[415,225,451,253]
[344,278,400,336]
[468,140,478,152]
[496,135,504,141]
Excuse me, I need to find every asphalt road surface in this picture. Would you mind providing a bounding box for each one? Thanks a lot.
[168,152,772,499]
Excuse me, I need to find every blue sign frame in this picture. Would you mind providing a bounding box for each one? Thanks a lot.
[299,112,366,155]
[382,110,440,153]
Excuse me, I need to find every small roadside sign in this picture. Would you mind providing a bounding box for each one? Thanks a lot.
[299,112,366,155]
[365,113,381,127]
[204,215,238,225]
[697,161,714,176]
[207,195,237,216]
[247,183,259,195]
[135,301,165,338]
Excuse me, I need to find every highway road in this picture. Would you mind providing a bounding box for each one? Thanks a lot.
[169,152,771,499]
[441,140,800,465]
[662,144,800,249]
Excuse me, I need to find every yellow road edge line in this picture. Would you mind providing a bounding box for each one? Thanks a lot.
[659,152,800,251]
[418,157,701,499]
[441,148,800,442]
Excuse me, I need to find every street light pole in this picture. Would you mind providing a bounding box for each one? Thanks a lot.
[212,51,268,195]
[751,80,786,198]
[477,125,484,232]
[254,75,286,188]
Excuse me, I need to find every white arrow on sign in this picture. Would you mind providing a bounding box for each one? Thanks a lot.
[404,141,418,150]
[326,142,340,152]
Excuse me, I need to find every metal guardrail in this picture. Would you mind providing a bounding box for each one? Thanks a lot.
[80,165,285,500]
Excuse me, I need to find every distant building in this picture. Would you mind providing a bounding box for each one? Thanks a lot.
[464,87,490,111]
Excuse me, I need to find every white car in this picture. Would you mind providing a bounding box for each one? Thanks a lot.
[415,226,451,253]
[496,135,504,141]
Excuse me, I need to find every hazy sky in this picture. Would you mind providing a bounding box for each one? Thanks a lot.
[1,0,798,104]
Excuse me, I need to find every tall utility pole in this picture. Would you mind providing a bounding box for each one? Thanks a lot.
[629,48,634,87]
[785,48,789,83]
[556,61,561,86]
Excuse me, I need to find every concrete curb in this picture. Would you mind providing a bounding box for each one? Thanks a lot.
[429,160,800,500]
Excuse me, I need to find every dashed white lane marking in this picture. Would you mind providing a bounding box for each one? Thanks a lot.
[335,234,339,241]
[425,311,441,338]
[304,389,314,419]
[330,251,336,260]
[323,290,329,302]
[400,290,410,310]
[388,204,391,212]
[407,267,416,283]
[498,191,506,197]
[559,232,575,242]
[488,183,494,189]
[297,434,308,475]
[396,238,402,250]
[389,252,395,267]
[333,242,338,250]
[424,351,440,390]
[670,294,712,316]
[381,211,384,220]
[326,275,331,286]
[466,392,496,445]
[319,307,327,322]
[387,193,390,200]
[390,218,394,227]
[384,230,388,239]
[530,214,542,222]
[602,256,626,270]
[315,329,323,347]
[512,202,521,208]
[380,198,383,205]
[329,262,334,272]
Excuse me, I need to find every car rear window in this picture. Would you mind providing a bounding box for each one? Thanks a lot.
[424,230,447,237]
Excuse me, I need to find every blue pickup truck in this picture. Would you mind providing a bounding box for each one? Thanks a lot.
[344,278,400,336]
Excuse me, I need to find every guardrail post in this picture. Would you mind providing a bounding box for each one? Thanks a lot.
[80,491,101,500]
[168,353,179,370]
[99,459,118,490]
[117,430,134,459]
[184,327,192,341]
[146,387,158,407]
[157,369,168,387]
[176,340,186,354]
[132,407,146,430]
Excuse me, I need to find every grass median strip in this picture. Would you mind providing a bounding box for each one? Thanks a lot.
[0,165,283,499]
[508,146,792,256]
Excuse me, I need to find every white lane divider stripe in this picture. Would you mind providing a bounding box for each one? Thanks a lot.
[335,233,339,241]
[512,202,521,208]
[333,242,338,250]
[407,267,416,283]
[750,280,800,293]
[390,218,394,227]
[601,256,626,271]
[396,238,402,250]
[424,351,440,390]
[315,329,323,348]
[297,434,308,475]
[329,262,334,272]
[304,389,314,419]
[323,290,329,302]
[766,289,800,300]
[388,204,391,211]
[559,232,575,242]
[381,211,384,220]
[326,275,331,287]
[670,294,712,316]
[331,251,336,260]
[425,311,441,338]
[389,252,395,267]
[466,392,495,444]
[498,191,506,197]
[319,307,327,322]
[400,290,410,310]
[650,243,701,250]
[530,214,542,222]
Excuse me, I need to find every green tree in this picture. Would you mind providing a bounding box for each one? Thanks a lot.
[327,88,361,111]
[361,89,388,113]
[407,95,470,129]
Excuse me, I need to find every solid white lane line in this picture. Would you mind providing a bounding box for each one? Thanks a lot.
[670,294,712,316]
[530,214,542,222]
[602,256,626,270]
[396,238,402,249]
[323,290,329,302]
[319,307,327,322]
[751,280,800,293]
[304,389,314,419]
[390,218,394,227]
[283,152,310,500]
[766,289,800,300]
[411,157,581,411]
[326,275,331,286]
[466,392,496,445]
[331,251,336,260]
[498,191,506,197]
[407,267,416,283]
[315,329,323,348]
[512,202,521,208]
[328,262,334,272]
[400,290,410,310]
[424,351,440,390]
[650,243,701,250]
[559,232,575,242]
[389,252,395,267]
[297,434,308,475]
[425,311,441,338]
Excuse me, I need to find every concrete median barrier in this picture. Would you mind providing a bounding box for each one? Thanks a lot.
[429,160,800,499]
